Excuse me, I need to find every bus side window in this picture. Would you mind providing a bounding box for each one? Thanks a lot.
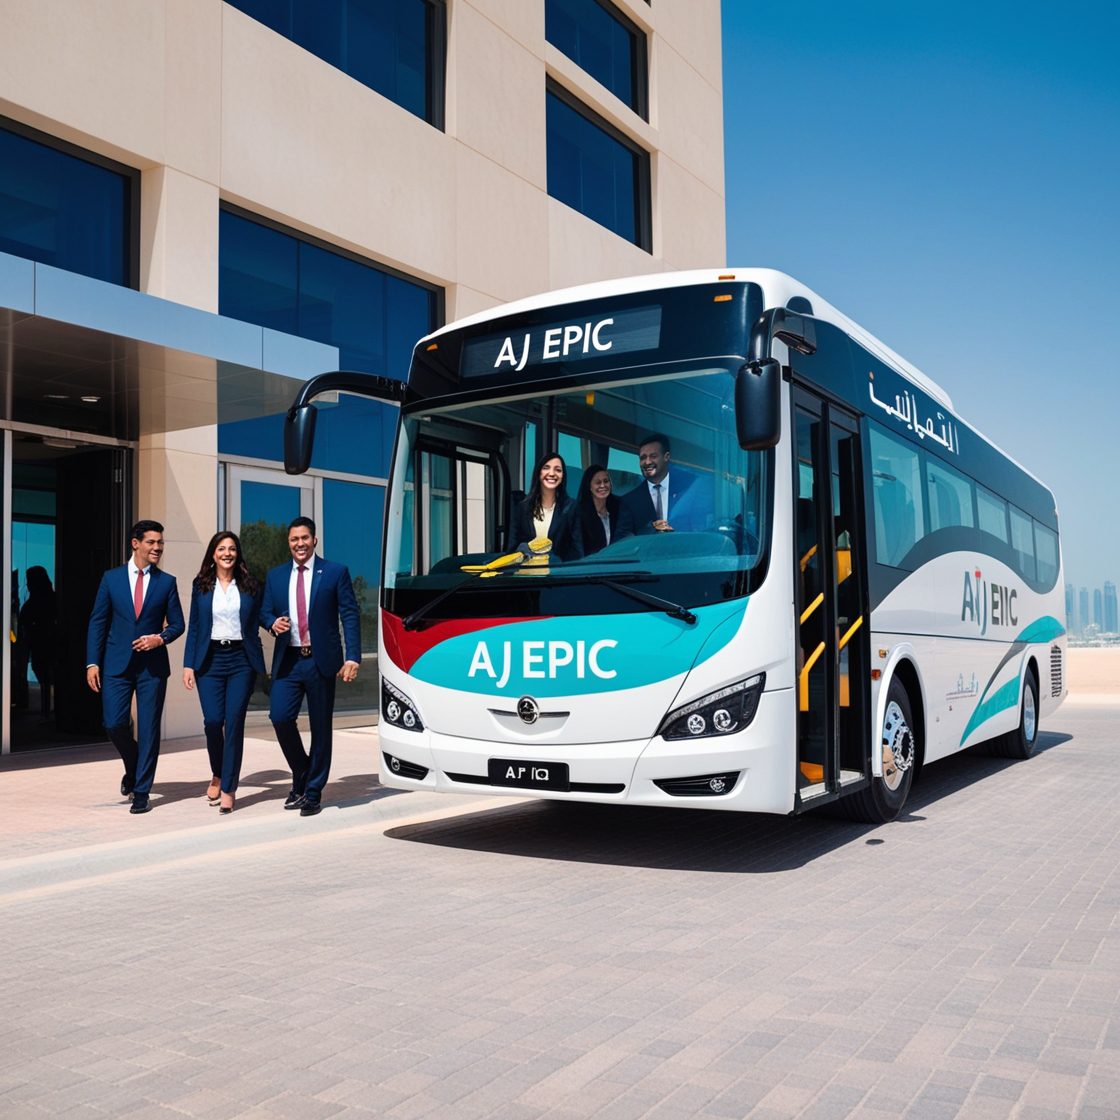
[869,425,924,568]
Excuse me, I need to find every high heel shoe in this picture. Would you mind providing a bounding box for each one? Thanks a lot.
[206,776,221,805]
[219,792,235,815]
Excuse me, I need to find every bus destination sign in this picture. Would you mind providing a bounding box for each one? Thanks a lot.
[460,305,662,379]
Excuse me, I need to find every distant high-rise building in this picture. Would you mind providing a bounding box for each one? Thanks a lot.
[1105,581,1118,634]
[1094,588,1104,628]
[1066,583,1077,632]
[1080,588,1090,635]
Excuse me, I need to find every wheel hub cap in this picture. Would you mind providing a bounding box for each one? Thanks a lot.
[881,700,914,792]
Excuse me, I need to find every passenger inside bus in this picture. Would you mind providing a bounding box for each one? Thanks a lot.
[508,451,584,561]
[576,464,635,555]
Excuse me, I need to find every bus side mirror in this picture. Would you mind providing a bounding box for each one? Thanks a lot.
[735,358,781,450]
[284,404,317,475]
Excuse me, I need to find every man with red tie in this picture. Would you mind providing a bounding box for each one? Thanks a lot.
[262,517,361,816]
[86,520,185,814]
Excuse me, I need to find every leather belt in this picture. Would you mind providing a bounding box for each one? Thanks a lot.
[211,639,243,647]
[298,645,313,658]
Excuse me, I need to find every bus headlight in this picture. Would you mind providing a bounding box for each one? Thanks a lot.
[658,674,765,741]
[381,679,424,732]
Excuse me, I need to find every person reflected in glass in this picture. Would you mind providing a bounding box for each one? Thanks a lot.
[510,451,584,561]
[182,532,264,815]
[19,566,57,718]
[577,464,635,556]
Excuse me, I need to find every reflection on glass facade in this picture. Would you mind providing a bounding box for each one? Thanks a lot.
[546,0,647,117]
[546,87,649,250]
[0,122,134,286]
[219,208,438,380]
[225,0,445,127]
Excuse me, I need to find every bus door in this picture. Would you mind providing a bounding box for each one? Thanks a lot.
[793,389,870,805]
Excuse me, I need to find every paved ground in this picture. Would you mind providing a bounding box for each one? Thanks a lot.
[1,700,1118,1119]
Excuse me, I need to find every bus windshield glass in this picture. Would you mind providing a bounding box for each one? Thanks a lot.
[382,361,771,622]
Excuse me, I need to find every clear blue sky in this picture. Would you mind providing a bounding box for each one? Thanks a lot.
[721,1,1119,595]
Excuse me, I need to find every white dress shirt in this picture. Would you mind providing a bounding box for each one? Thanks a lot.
[648,472,671,522]
[210,580,243,640]
[287,559,313,647]
[128,562,152,608]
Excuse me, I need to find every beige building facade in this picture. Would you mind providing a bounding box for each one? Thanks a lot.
[0,0,725,752]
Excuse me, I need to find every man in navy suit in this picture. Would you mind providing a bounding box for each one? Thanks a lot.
[86,520,185,814]
[620,433,714,534]
[261,516,361,816]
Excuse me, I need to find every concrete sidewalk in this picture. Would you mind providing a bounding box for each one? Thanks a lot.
[0,722,484,864]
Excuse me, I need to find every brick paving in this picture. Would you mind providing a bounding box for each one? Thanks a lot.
[0,699,1117,1118]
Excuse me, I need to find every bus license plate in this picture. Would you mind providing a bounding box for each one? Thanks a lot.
[488,759,570,791]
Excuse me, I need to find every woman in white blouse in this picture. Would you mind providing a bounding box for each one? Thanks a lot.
[182,532,265,814]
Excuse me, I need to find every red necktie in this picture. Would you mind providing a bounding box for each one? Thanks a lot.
[134,568,145,618]
[296,564,309,646]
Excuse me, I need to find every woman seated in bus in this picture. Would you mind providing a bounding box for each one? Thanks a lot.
[576,463,635,556]
[182,531,264,815]
[509,451,584,561]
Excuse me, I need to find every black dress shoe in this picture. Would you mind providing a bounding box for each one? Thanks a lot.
[283,790,305,810]
[130,794,152,814]
[121,776,135,799]
[299,800,322,816]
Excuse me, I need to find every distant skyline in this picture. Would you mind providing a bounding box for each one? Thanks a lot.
[721,1,1119,591]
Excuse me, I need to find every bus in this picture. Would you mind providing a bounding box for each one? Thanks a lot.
[285,269,1067,822]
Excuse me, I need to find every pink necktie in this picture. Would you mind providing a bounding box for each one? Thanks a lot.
[134,569,145,618]
[296,564,309,645]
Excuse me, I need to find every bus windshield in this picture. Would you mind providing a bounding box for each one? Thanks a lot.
[382,361,772,621]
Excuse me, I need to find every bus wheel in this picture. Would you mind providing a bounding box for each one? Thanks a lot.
[998,671,1039,760]
[842,678,916,823]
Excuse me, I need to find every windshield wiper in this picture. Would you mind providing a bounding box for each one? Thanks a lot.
[402,569,513,630]
[562,574,697,625]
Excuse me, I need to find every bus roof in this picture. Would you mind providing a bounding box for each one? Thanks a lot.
[422,268,953,409]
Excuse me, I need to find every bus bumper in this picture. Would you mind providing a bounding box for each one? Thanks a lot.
[379,688,794,814]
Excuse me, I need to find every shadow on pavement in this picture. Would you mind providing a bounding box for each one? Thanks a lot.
[384,730,1074,872]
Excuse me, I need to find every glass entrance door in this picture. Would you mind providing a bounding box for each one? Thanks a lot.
[793,390,870,803]
[3,430,131,753]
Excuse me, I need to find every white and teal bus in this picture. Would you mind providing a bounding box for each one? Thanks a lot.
[286,269,1067,822]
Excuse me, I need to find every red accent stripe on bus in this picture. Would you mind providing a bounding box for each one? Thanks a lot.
[381,610,548,673]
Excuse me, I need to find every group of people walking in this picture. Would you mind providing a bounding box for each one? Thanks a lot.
[85,516,361,816]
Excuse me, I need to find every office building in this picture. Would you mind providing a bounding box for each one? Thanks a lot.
[0,0,726,753]
[1104,581,1118,635]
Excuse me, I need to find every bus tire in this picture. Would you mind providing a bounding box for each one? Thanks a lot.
[998,670,1039,760]
[842,677,916,824]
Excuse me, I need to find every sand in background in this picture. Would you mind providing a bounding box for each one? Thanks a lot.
[1067,647,1120,696]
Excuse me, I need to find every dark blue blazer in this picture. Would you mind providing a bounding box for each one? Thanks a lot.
[86,565,185,678]
[509,495,584,561]
[183,579,266,674]
[261,557,362,678]
[621,469,714,534]
[577,495,635,555]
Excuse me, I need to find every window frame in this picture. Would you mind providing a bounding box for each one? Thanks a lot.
[1,114,140,288]
[545,0,649,120]
[224,0,447,130]
[545,77,652,252]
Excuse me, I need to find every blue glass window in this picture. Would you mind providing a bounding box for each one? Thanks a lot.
[225,0,445,127]
[546,86,650,250]
[0,122,135,286]
[546,0,647,118]
[218,207,439,478]
[219,207,440,379]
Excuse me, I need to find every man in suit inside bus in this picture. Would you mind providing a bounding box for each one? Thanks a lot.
[86,519,185,814]
[621,433,713,534]
[261,516,362,816]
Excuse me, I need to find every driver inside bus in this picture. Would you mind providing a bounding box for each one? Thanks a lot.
[620,433,713,534]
